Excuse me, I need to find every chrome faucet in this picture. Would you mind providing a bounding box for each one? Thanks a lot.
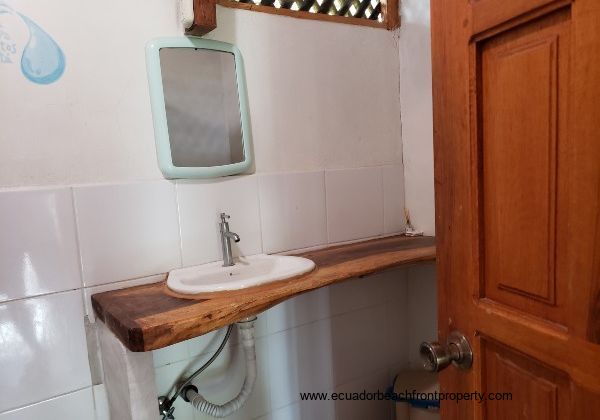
[219,213,240,267]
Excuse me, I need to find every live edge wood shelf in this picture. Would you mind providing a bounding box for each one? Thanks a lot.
[92,235,436,352]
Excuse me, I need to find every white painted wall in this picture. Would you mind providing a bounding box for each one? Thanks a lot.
[0,1,402,188]
[399,0,435,235]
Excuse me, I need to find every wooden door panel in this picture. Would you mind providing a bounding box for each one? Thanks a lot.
[482,338,569,420]
[479,9,570,323]
[475,299,600,392]
[471,0,565,34]
[589,211,600,342]
[431,0,600,418]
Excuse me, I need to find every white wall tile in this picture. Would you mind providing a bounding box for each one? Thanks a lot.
[152,327,225,369]
[330,305,388,387]
[153,316,268,370]
[325,167,384,243]
[383,165,406,234]
[265,287,331,335]
[258,171,327,254]
[328,271,396,316]
[227,314,269,341]
[334,369,392,420]
[196,337,271,420]
[92,384,110,420]
[154,336,271,420]
[268,319,334,409]
[83,274,165,323]
[74,181,181,286]
[153,341,190,370]
[155,360,196,420]
[187,327,231,358]
[0,188,81,302]
[384,270,410,369]
[407,263,437,368]
[0,388,95,420]
[258,399,336,420]
[0,290,91,412]
[177,176,262,267]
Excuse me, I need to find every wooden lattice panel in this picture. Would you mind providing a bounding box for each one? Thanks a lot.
[229,0,383,22]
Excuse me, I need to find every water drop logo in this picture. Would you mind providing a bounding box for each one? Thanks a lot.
[0,2,65,84]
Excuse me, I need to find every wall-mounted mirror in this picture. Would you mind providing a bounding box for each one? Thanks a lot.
[146,37,253,179]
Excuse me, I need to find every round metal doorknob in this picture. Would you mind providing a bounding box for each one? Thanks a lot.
[419,331,473,372]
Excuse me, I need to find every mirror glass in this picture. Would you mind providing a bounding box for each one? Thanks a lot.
[160,48,244,167]
[146,38,253,179]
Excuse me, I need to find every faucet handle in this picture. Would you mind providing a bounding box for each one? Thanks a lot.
[220,213,230,222]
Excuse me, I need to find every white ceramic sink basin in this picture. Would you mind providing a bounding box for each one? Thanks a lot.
[167,254,316,295]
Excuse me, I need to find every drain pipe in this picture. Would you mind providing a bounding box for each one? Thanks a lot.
[182,316,257,418]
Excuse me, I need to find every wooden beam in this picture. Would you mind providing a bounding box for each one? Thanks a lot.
[383,0,399,29]
[187,0,218,36]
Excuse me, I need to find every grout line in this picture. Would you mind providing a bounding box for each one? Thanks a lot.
[254,175,268,333]
[66,178,167,190]
[90,383,106,417]
[168,327,230,359]
[322,169,330,245]
[276,232,406,255]
[0,287,83,305]
[402,269,411,368]
[380,165,386,234]
[333,366,391,392]
[265,298,389,337]
[2,272,170,309]
[173,181,185,269]
[0,385,93,415]
[327,299,388,322]
[255,175,265,255]
[0,178,169,196]
[69,187,86,289]
[83,273,167,291]
[1,233,409,306]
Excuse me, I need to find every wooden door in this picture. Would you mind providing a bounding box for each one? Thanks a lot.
[430,0,600,418]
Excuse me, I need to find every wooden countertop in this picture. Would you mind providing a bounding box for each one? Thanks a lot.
[92,235,436,352]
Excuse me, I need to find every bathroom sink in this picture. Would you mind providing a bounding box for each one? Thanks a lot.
[167,254,316,295]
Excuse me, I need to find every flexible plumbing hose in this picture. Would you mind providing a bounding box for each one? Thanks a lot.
[185,317,257,418]
[164,324,234,411]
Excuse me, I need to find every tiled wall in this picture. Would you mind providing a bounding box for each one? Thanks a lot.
[0,0,439,417]
[153,270,410,420]
[0,166,416,419]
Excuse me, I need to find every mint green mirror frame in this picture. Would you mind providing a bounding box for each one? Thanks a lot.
[146,37,254,179]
